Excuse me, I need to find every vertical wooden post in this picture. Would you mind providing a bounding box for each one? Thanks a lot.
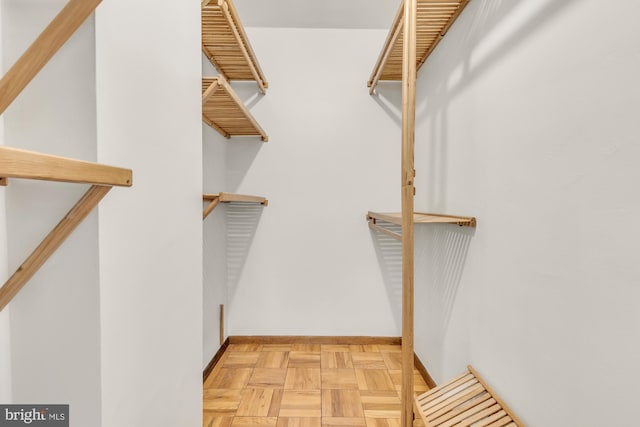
[401,0,417,425]
[219,304,225,346]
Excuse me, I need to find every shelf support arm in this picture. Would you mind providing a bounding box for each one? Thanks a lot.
[0,0,102,115]
[203,196,220,220]
[0,185,111,311]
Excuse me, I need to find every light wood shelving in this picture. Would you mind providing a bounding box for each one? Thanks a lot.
[367,1,473,425]
[0,0,102,115]
[0,147,132,312]
[202,76,268,142]
[368,0,470,93]
[202,0,268,94]
[203,192,268,220]
[367,211,476,240]
[415,365,523,426]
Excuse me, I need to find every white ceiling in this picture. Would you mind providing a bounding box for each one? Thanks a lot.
[234,0,401,29]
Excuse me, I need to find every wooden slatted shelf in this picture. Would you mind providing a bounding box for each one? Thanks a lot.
[0,146,132,312]
[203,192,268,220]
[0,0,102,115]
[202,0,268,94]
[368,0,470,93]
[415,365,524,427]
[202,76,268,142]
[367,211,476,241]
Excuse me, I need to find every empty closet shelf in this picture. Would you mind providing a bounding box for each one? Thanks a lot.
[368,0,470,92]
[367,211,476,240]
[0,146,132,312]
[202,76,268,142]
[203,192,268,219]
[202,0,268,94]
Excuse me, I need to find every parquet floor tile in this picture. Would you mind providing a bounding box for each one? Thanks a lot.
[279,390,321,417]
[321,417,366,426]
[355,369,396,391]
[381,352,402,371]
[257,352,290,369]
[288,352,321,368]
[231,417,278,427]
[224,352,261,368]
[321,352,353,369]
[247,369,287,388]
[351,353,387,369]
[284,368,321,390]
[321,390,364,417]
[349,345,380,353]
[277,417,321,427]
[320,344,350,352]
[291,344,321,352]
[236,388,277,417]
[365,418,402,427]
[321,369,359,390]
[208,368,254,389]
[229,344,264,352]
[203,342,430,427]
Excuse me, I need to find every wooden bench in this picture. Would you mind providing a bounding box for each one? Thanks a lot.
[414,365,524,427]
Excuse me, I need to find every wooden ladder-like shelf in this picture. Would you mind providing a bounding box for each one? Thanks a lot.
[202,0,268,94]
[203,192,268,220]
[0,147,132,311]
[202,76,268,142]
[368,0,470,94]
[415,365,524,427]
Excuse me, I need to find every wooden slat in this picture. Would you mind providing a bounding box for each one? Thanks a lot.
[203,196,220,219]
[0,146,132,187]
[368,219,402,241]
[0,0,102,115]
[367,211,476,227]
[368,2,404,92]
[202,76,268,142]
[414,366,524,427]
[219,192,267,205]
[368,0,470,91]
[468,366,525,427]
[201,0,268,91]
[203,192,267,220]
[0,185,111,312]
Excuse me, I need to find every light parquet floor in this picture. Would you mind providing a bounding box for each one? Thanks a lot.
[203,343,429,427]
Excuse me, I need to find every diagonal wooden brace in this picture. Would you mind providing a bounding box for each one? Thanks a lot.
[0,0,102,115]
[0,185,111,311]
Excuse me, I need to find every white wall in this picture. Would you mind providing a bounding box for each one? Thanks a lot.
[0,0,12,404]
[225,27,402,337]
[413,0,640,425]
[95,0,202,426]
[2,1,102,423]
[202,56,228,368]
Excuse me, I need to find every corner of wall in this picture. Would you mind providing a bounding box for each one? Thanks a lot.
[0,0,14,404]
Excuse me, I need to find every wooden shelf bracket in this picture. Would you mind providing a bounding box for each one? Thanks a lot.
[0,146,132,312]
[0,0,102,115]
[203,192,268,220]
